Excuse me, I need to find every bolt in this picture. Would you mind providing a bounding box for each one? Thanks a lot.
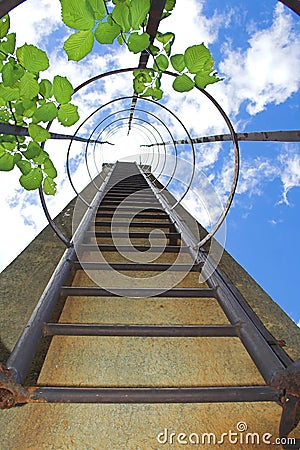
[0,389,16,409]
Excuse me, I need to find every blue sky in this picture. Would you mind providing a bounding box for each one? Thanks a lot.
[0,0,299,325]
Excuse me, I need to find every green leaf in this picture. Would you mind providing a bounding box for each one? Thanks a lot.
[17,159,31,175]
[57,103,79,126]
[53,75,74,104]
[170,53,185,72]
[161,11,171,20]
[194,72,223,89]
[13,153,22,164]
[33,150,49,164]
[172,74,194,92]
[43,176,57,195]
[43,158,57,178]
[149,44,160,56]
[154,54,169,71]
[19,72,39,99]
[19,167,43,190]
[16,44,49,73]
[117,34,125,45]
[0,107,11,121]
[0,84,19,101]
[87,0,107,20]
[133,76,146,94]
[60,0,95,30]
[0,134,16,143]
[95,21,121,44]
[165,0,176,11]
[156,31,174,45]
[0,33,16,54]
[23,99,37,118]
[15,102,24,116]
[22,141,42,159]
[1,60,24,86]
[184,43,214,74]
[0,152,14,171]
[14,99,30,116]
[39,79,53,99]
[127,32,150,53]
[28,123,51,142]
[141,86,163,100]
[155,76,161,89]
[134,69,153,80]
[33,102,58,122]
[0,138,16,151]
[111,3,131,32]
[64,30,94,61]
[130,0,150,30]
[164,42,172,56]
[0,15,10,38]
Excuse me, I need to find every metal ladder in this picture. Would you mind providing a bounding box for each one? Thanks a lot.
[0,161,299,447]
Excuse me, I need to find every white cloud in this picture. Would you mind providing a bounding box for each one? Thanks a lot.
[218,3,300,115]
[159,0,225,51]
[214,143,300,206]
[268,218,283,226]
[213,152,280,206]
[278,146,300,204]
[10,0,62,47]
[237,158,279,196]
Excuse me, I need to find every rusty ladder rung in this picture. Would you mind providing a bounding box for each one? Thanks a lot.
[43,323,239,337]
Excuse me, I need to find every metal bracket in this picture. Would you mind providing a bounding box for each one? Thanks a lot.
[271,359,300,446]
[0,364,29,409]
[271,359,300,398]
[279,395,300,448]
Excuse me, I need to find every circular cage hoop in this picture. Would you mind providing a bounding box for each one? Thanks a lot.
[89,115,167,185]
[84,107,174,191]
[92,119,161,181]
[40,67,239,250]
[64,92,195,209]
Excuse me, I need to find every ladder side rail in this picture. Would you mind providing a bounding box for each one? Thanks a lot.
[6,165,115,384]
[138,164,289,384]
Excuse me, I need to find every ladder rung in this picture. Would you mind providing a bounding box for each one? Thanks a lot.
[97,207,164,212]
[86,231,181,239]
[103,194,155,199]
[30,386,278,404]
[69,261,202,271]
[93,221,175,228]
[43,323,239,337]
[105,190,149,194]
[96,213,170,219]
[99,201,160,207]
[61,287,217,298]
[79,244,186,253]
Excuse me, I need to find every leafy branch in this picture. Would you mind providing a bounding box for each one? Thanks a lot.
[0,14,78,194]
[59,0,222,100]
